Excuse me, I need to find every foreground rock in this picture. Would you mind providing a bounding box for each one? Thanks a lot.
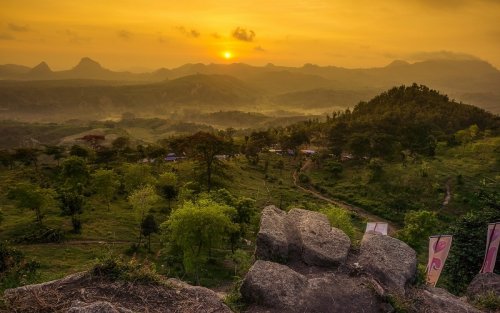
[358,232,417,294]
[242,206,485,313]
[4,271,231,313]
[411,287,482,313]
[467,273,500,299]
[255,206,350,266]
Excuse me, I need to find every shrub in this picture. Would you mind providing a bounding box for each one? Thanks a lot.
[319,205,356,239]
[0,242,40,291]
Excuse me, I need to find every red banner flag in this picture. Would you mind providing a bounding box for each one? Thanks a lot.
[480,222,500,273]
[426,235,453,287]
[365,222,388,235]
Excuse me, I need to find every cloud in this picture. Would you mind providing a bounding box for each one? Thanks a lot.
[0,33,14,40]
[211,33,221,39]
[175,26,200,38]
[117,29,132,40]
[64,29,90,43]
[254,45,266,52]
[8,23,30,32]
[408,51,480,61]
[232,27,255,42]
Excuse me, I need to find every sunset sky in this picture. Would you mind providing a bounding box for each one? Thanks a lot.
[1,0,499,71]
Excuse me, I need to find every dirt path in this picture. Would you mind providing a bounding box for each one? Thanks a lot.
[292,161,399,235]
[442,178,452,207]
[15,239,134,247]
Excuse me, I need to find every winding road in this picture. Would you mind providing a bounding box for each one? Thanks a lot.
[292,160,399,235]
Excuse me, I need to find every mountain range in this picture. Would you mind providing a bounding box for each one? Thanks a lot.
[0,57,499,115]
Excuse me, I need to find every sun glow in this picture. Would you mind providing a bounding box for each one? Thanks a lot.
[223,51,233,60]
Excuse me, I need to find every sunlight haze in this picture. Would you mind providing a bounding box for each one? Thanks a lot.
[1,0,500,70]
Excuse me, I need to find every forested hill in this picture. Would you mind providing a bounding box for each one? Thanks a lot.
[350,84,499,133]
[315,84,499,159]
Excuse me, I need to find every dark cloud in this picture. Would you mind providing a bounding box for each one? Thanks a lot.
[64,29,90,44]
[232,27,255,42]
[409,51,480,61]
[175,26,200,38]
[0,33,15,40]
[8,23,30,32]
[117,30,132,40]
[254,45,266,52]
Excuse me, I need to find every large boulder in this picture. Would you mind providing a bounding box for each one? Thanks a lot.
[241,260,384,313]
[241,260,307,310]
[287,208,350,266]
[255,205,289,262]
[4,271,232,313]
[412,287,482,313]
[467,273,500,299]
[358,232,417,294]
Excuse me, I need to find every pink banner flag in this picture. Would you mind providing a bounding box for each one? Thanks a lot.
[426,235,453,287]
[365,222,388,235]
[480,222,500,273]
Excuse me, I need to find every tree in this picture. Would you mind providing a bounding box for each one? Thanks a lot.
[44,145,64,165]
[128,185,160,247]
[13,148,39,169]
[164,197,237,284]
[8,183,56,224]
[69,145,90,159]
[112,136,130,151]
[182,132,229,192]
[157,172,178,210]
[442,209,500,294]
[397,210,439,252]
[60,156,89,193]
[91,169,120,210]
[58,191,85,233]
[141,214,159,252]
[121,163,156,194]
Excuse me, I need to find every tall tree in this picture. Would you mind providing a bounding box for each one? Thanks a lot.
[157,172,178,210]
[128,185,160,246]
[91,169,120,210]
[182,132,229,192]
[8,183,56,224]
[164,197,237,284]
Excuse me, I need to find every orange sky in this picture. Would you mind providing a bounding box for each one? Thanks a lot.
[1,0,499,70]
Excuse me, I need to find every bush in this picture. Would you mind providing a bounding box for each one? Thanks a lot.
[298,173,310,184]
[14,225,65,244]
[319,205,356,239]
[0,242,39,291]
[92,255,161,285]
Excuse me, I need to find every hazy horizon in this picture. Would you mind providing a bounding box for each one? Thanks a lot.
[1,0,500,70]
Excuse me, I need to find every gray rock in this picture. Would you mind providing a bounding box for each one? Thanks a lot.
[287,208,350,266]
[241,260,307,310]
[255,205,289,262]
[414,287,482,313]
[467,272,500,299]
[358,232,417,294]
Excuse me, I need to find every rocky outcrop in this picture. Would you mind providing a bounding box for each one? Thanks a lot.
[255,206,350,266]
[242,206,483,313]
[4,272,231,313]
[358,231,417,294]
[412,287,482,313]
[467,273,500,299]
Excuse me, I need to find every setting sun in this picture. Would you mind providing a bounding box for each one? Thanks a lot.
[223,51,233,60]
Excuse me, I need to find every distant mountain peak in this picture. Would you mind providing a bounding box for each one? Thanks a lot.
[73,57,103,72]
[30,61,52,74]
[385,60,410,68]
